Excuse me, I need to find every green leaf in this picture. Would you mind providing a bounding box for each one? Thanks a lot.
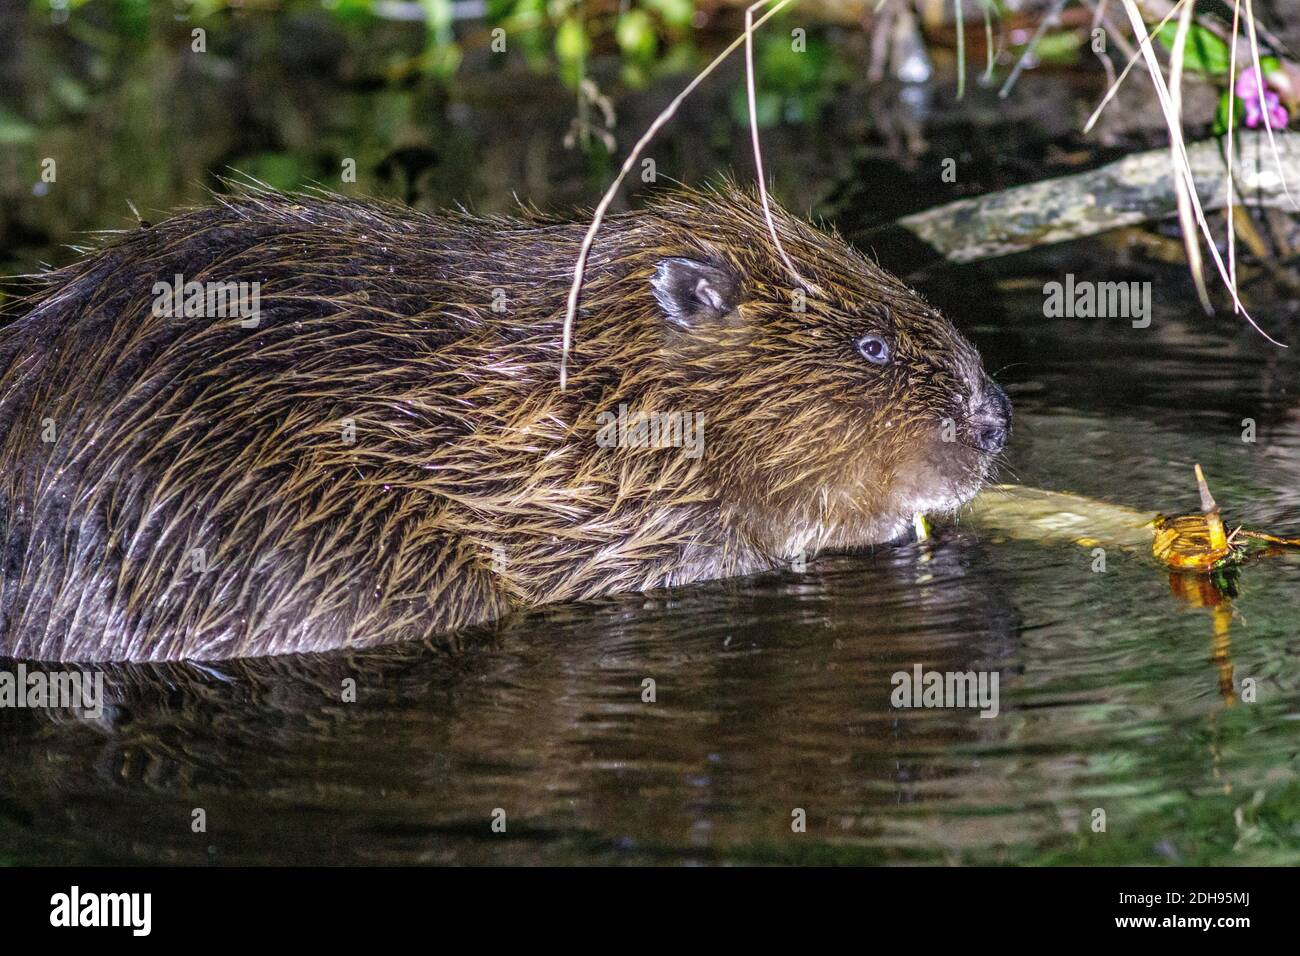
[642,0,694,30]
[327,0,377,23]
[420,39,462,79]
[0,108,36,145]
[501,0,547,40]
[616,10,657,62]
[111,0,151,39]
[754,33,828,94]
[1213,89,1241,136]
[419,0,454,43]
[555,16,591,88]
[1155,22,1232,76]
[1029,30,1081,65]
[555,16,590,65]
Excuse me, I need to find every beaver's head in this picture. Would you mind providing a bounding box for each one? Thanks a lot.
[638,185,1010,555]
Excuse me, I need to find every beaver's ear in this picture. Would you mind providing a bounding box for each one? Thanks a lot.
[651,257,741,328]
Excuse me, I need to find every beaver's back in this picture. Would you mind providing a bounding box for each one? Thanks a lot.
[0,193,650,661]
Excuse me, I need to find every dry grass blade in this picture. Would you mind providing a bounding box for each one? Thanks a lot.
[1083,0,1188,134]
[981,0,996,83]
[1244,0,1297,209]
[559,0,797,390]
[999,0,1069,99]
[1168,0,1211,312]
[1118,0,1285,345]
[953,0,966,99]
[746,0,808,289]
[1087,0,1118,89]
[1227,0,1241,290]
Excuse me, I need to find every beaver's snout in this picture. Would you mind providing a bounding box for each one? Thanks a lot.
[970,381,1011,454]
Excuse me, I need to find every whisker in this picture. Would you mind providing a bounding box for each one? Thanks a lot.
[990,362,1028,380]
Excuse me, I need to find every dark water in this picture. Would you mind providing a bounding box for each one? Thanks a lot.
[2,7,1299,866]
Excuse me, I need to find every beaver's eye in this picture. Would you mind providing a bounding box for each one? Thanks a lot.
[856,334,891,365]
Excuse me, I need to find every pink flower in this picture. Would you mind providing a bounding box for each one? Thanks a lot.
[1235,68,1290,129]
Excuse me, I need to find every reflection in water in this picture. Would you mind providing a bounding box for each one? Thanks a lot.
[1,538,1027,865]
[3,492,1298,865]
[1165,570,1238,708]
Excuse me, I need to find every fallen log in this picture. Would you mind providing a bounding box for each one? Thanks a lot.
[892,131,1300,264]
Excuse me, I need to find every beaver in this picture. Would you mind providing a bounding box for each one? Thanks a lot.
[0,183,1009,662]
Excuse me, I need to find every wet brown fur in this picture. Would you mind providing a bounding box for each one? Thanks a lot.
[0,183,1003,661]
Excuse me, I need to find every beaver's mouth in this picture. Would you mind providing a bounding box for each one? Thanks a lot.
[894,383,1011,521]
[891,438,999,523]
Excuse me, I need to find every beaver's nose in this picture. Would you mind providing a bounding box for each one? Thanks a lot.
[972,382,1011,454]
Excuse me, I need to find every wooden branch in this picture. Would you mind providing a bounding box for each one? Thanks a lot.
[895,131,1300,263]
[966,485,1156,551]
